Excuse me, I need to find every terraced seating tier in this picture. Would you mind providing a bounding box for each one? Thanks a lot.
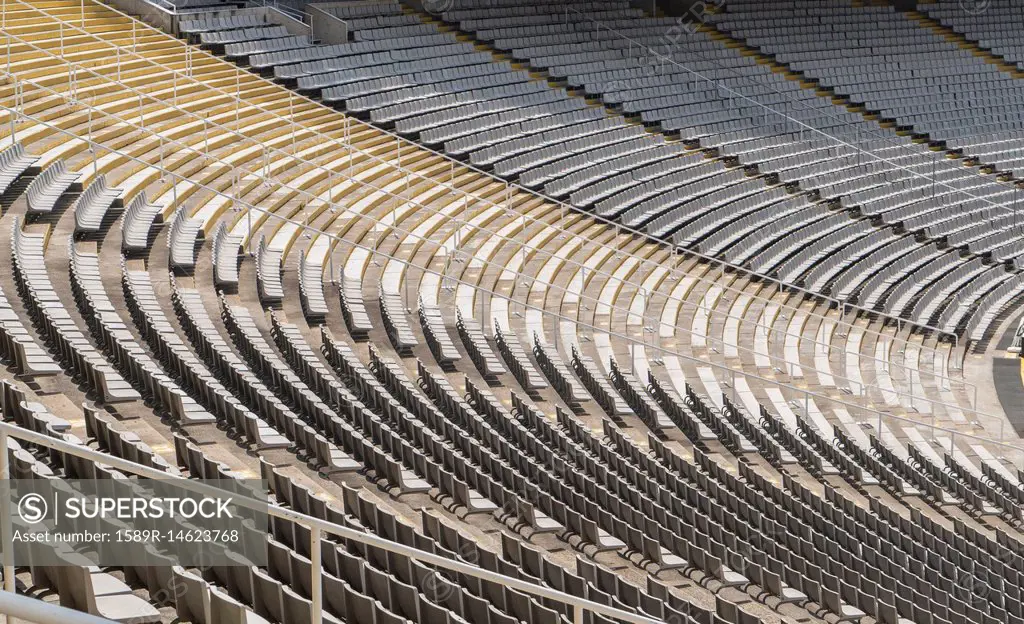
[3,3,1023,624]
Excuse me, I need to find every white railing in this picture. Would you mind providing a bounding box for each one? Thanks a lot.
[249,0,312,27]
[0,7,1004,431]
[0,422,662,624]
[0,590,118,624]
[102,0,177,32]
[0,61,985,429]
[2,93,1020,453]
[63,0,970,345]
[0,22,980,417]
[9,0,971,376]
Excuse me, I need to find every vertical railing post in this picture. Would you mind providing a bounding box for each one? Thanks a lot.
[329,245,335,284]
[573,605,583,624]
[8,84,16,144]
[553,311,559,352]
[1,427,15,621]
[310,526,322,624]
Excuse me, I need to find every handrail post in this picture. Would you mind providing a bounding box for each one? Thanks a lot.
[311,527,322,624]
[1,427,15,623]
[574,605,583,624]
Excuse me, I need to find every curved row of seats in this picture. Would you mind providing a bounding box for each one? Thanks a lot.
[3,4,1023,624]
[433,0,1024,340]
[176,0,1024,342]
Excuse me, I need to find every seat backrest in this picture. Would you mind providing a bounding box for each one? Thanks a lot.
[715,595,740,623]
[289,550,314,598]
[268,539,292,585]
[57,565,95,613]
[344,584,376,622]
[366,564,394,610]
[251,567,285,623]
[417,594,448,624]
[507,588,533,622]
[322,572,349,616]
[173,566,210,624]
[209,587,252,624]
[282,585,313,624]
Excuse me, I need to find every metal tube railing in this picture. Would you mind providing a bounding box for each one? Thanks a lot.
[0,430,13,603]
[0,28,977,401]
[0,115,1017,453]
[5,117,1018,457]
[12,0,967,346]
[0,587,118,624]
[0,63,978,414]
[1,77,1006,441]
[0,422,664,624]
[0,32,951,385]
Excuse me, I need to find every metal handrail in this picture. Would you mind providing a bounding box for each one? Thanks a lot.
[33,0,967,344]
[0,423,662,624]
[0,9,973,396]
[0,60,981,420]
[0,589,117,624]
[3,90,1018,449]
[249,0,311,25]
[0,22,941,373]
[136,0,176,14]
[0,2,990,415]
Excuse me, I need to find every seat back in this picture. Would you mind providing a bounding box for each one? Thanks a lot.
[174,567,211,624]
